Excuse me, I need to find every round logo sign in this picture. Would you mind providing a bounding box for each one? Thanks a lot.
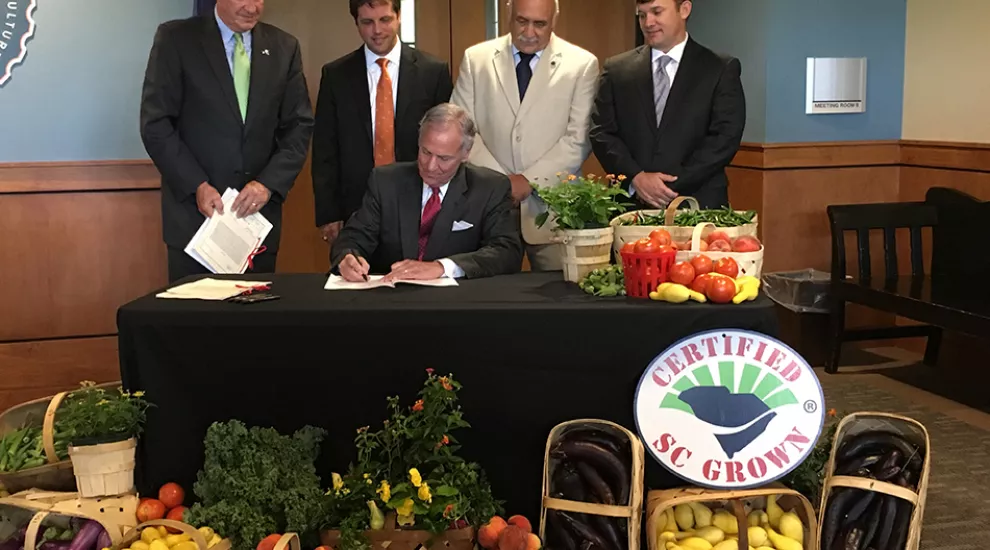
[634,330,825,489]
[0,0,38,87]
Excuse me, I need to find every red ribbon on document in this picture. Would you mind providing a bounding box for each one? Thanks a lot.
[235,283,271,295]
[247,245,268,270]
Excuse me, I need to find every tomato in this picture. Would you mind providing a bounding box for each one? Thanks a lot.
[656,244,676,255]
[158,482,185,510]
[669,262,696,285]
[257,534,283,550]
[690,254,714,275]
[649,229,672,246]
[690,273,712,294]
[713,257,739,278]
[620,241,636,254]
[165,506,187,532]
[707,230,731,244]
[634,238,659,254]
[707,277,737,304]
[136,498,166,523]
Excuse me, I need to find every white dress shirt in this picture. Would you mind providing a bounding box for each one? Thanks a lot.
[365,41,402,136]
[651,33,688,87]
[422,183,465,279]
[511,44,543,72]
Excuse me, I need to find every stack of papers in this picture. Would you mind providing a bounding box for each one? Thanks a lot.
[185,188,273,274]
[157,278,272,300]
[324,274,458,291]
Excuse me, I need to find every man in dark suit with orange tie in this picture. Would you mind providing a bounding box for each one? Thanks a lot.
[330,104,522,282]
[312,0,453,248]
[140,0,314,282]
[590,0,745,210]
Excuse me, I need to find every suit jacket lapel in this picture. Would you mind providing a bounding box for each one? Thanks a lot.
[201,17,242,126]
[349,48,373,143]
[423,166,468,261]
[635,45,658,141]
[517,37,562,121]
[658,38,701,138]
[245,23,273,131]
[493,36,520,115]
[395,44,418,133]
[399,170,422,260]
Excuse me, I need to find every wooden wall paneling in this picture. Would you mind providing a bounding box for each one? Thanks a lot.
[451,0,488,82]
[416,0,454,64]
[0,338,120,413]
[900,140,990,172]
[758,141,901,169]
[0,190,167,342]
[0,161,161,194]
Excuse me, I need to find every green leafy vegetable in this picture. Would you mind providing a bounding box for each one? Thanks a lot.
[533,174,631,230]
[186,420,327,550]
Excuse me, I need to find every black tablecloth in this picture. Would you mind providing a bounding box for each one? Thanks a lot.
[118,273,779,521]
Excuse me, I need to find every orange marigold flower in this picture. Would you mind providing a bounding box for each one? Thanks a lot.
[827,408,837,417]
[443,504,455,518]
[412,400,424,412]
[617,174,627,181]
[440,377,453,391]
[435,434,451,449]
[567,174,577,181]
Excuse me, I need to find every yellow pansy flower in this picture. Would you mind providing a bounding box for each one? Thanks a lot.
[377,480,391,503]
[331,473,344,493]
[397,512,415,527]
[418,483,432,503]
[396,498,415,517]
[409,468,422,488]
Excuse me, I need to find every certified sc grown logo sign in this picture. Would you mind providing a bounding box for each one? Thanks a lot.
[0,0,38,87]
[634,330,825,489]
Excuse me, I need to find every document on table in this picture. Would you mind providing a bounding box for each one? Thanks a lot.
[156,278,272,300]
[324,274,458,291]
[184,188,273,274]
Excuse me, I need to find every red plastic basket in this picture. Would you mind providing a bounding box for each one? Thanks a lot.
[620,249,677,298]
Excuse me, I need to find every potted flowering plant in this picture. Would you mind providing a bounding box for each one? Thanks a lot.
[322,370,502,550]
[532,173,631,282]
[59,382,152,497]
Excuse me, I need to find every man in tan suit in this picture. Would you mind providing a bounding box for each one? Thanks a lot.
[451,0,599,271]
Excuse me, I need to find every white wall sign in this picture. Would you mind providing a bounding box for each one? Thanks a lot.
[806,57,867,114]
[634,330,825,489]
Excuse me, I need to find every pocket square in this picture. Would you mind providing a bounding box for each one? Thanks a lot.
[452,220,474,232]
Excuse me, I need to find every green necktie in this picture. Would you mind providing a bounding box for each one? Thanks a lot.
[233,33,250,121]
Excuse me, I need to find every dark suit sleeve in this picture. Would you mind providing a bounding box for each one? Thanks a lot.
[255,38,315,201]
[312,65,341,226]
[329,169,383,269]
[672,58,746,196]
[447,176,523,279]
[139,23,209,198]
[435,61,454,104]
[590,60,644,185]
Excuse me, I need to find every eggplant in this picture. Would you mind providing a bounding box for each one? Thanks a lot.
[557,512,609,550]
[836,454,883,476]
[553,463,589,502]
[875,465,903,481]
[562,428,629,457]
[837,432,922,470]
[546,510,579,550]
[888,499,913,550]
[590,515,624,550]
[896,468,915,489]
[575,462,615,505]
[872,495,898,550]
[841,491,877,528]
[840,526,864,550]
[853,468,874,479]
[96,529,111,550]
[66,520,102,550]
[822,488,857,550]
[552,441,629,505]
[39,542,72,550]
[860,499,883,549]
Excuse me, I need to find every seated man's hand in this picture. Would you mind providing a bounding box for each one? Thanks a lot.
[339,253,370,282]
[384,260,444,283]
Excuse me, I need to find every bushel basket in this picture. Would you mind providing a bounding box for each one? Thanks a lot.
[610,197,758,257]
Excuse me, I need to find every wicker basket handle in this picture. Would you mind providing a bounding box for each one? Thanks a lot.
[273,533,301,550]
[122,519,213,550]
[42,392,68,464]
[731,500,749,549]
[690,222,716,253]
[663,196,699,225]
[23,511,49,550]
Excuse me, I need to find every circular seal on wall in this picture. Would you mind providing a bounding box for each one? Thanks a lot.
[634,330,825,489]
[0,0,38,87]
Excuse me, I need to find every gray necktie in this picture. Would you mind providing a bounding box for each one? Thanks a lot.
[654,55,672,127]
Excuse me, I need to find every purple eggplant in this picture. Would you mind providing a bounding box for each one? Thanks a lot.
[39,542,72,550]
[95,529,111,550]
[66,521,102,550]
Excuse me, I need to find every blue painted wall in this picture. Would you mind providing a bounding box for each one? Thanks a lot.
[687,0,906,143]
[686,0,770,143]
[765,0,906,143]
[0,0,193,162]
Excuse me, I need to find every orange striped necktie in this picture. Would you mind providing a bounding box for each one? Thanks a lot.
[374,58,396,166]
